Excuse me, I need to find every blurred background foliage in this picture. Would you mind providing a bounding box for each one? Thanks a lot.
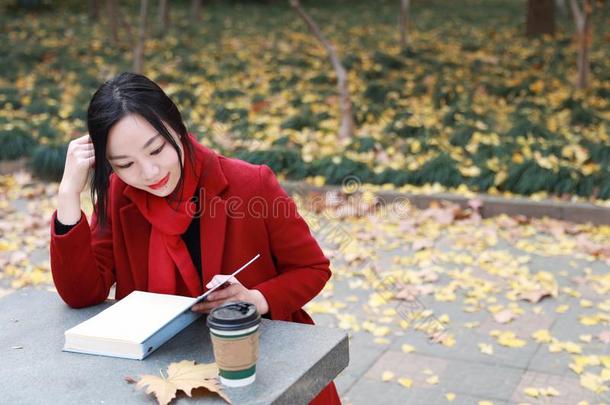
[0,0,608,198]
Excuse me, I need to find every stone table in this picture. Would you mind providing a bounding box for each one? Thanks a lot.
[0,288,349,405]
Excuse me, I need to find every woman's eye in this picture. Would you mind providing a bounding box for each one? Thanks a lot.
[150,143,166,155]
[117,163,133,169]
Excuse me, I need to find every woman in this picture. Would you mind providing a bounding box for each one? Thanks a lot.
[50,72,341,404]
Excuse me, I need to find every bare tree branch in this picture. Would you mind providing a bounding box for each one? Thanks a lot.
[158,0,170,33]
[89,0,100,22]
[570,0,584,28]
[570,0,593,89]
[133,0,149,74]
[191,0,202,24]
[399,0,411,49]
[106,0,119,45]
[289,0,355,140]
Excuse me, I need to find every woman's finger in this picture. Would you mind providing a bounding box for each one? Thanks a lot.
[192,297,241,313]
[206,283,242,302]
[206,274,239,289]
[73,134,92,144]
[74,151,95,160]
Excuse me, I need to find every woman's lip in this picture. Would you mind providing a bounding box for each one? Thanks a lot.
[149,173,170,189]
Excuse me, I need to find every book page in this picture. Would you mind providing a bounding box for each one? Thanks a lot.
[66,291,196,343]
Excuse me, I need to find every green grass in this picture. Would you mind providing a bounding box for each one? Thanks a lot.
[0,0,608,197]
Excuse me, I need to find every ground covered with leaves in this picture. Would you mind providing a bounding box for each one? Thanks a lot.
[299,189,610,403]
[1,0,609,200]
[1,171,610,403]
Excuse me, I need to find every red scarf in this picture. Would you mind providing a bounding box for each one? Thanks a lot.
[123,133,205,297]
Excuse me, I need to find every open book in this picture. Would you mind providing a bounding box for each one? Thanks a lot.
[63,254,261,360]
[63,291,200,360]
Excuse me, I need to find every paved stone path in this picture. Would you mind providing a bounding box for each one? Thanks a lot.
[306,209,610,405]
[2,179,610,405]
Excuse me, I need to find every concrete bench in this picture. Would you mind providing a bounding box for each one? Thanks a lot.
[0,288,349,404]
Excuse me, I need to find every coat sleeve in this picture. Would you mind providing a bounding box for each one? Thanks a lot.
[253,165,331,320]
[50,201,115,308]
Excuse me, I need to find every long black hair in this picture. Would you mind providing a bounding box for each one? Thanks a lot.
[87,72,195,227]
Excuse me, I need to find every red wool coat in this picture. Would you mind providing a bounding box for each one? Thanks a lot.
[50,144,341,405]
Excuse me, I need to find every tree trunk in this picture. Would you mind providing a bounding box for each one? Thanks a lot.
[570,0,592,89]
[290,0,355,140]
[191,0,202,24]
[106,0,119,44]
[399,0,411,49]
[526,0,556,37]
[133,0,149,74]
[89,0,100,21]
[158,0,170,33]
[555,0,567,15]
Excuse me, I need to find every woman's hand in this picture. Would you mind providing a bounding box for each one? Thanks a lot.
[191,275,269,315]
[59,134,95,196]
[56,134,95,225]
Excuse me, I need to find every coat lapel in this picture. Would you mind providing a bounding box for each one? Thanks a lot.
[119,202,151,290]
[200,196,227,289]
[196,144,229,289]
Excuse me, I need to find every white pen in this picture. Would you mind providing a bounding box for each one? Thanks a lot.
[192,253,261,305]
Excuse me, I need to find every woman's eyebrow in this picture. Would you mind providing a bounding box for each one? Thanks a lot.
[108,133,162,160]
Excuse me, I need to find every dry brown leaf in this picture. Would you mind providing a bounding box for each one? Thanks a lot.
[597,331,610,344]
[135,360,230,405]
[125,376,137,384]
[420,202,457,225]
[518,288,552,304]
[412,238,434,251]
[419,268,439,283]
[493,309,517,324]
[468,198,483,212]
[576,234,610,258]
[395,285,419,301]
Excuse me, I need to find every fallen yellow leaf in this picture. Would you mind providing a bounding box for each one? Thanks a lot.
[425,375,439,385]
[382,371,395,382]
[401,344,415,353]
[524,387,540,398]
[478,343,494,355]
[135,360,230,405]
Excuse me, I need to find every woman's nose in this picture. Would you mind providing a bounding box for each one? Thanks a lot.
[141,161,160,182]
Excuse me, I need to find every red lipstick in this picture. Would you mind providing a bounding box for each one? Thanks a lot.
[149,173,170,190]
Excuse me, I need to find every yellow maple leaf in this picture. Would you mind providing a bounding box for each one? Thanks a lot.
[478,343,494,355]
[445,392,456,401]
[524,387,540,398]
[401,344,415,353]
[543,386,560,396]
[426,375,439,385]
[580,372,608,394]
[382,371,395,382]
[495,331,527,348]
[398,377,413,388]
[532,329,552,343]
[135,360,230,405]
[555,304,570,313]
[580,299,593,308]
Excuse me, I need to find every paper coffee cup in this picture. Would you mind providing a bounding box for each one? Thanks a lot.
[207,301,261,387]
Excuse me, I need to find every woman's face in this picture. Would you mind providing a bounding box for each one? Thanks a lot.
[106,113,184,197]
